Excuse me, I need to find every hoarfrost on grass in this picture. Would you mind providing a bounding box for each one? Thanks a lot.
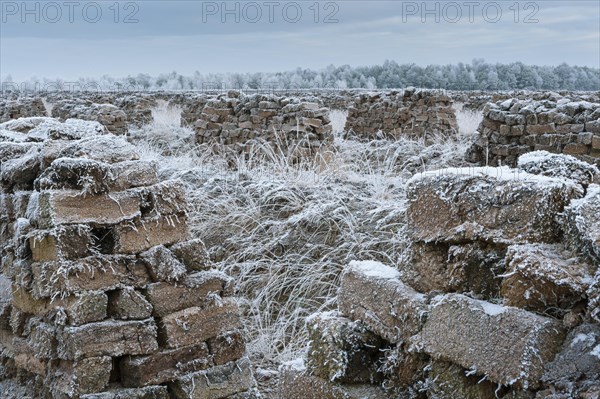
[126,104,484,366]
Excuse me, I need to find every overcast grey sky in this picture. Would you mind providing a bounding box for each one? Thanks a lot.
[1,0,599,81]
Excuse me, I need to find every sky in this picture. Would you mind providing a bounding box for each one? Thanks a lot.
[1,0,599,81]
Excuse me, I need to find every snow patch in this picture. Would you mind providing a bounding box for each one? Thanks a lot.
[517,150,599,187]
[500,99,514,110]
[0,129,28,142]
[348,260,400,280]
[305,310,340,324]
[571,333,597,348]
[582,184,600,200]
[478,300,507,316]
[565,184,600,214]
[25,192,41,221]
[280,358,306,372]
[406,166,578,190]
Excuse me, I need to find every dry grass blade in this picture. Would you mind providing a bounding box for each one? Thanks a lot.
[136,104,473,364]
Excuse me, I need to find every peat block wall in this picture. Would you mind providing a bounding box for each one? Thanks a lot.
[0,117,257,398]
[51,101,129,136]
[282,154,600,399]
[450,90,600,111]
[43,93,158,129]
[38,89,461,153]
[0,98,48,123]
[314,91,353,110]
[466,95,600,167]
[343,88,458,140]
[180,92,333,155]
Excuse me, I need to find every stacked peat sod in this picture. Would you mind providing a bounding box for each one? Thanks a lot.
[449,91,500,111]
[111,96,157,128]
[282,153,600,398]
[51,101,128,136]
[449,90,600,112]
[343,88,457,141]
[180,92,333,157]
[466,95,600,168]
[315,91,353,111]
[0,98,48,123]
[42,92,157,128]
[0,118,257,398]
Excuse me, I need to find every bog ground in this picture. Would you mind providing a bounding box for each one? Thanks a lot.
[0,89,599,399]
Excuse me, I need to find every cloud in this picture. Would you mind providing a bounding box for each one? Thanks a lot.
[1,0,598,80]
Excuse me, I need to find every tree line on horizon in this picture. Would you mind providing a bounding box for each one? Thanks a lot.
[4,59,599,92]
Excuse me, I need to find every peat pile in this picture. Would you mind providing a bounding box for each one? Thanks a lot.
[0,98,47,123]
[51,101,128,136]
[282,153,600,399]
[180,92,333,157]
[0,117,258,398]
[466,95,600,167]
[343,88,457,141]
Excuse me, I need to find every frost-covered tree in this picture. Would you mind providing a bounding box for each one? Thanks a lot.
[5,59,599,92]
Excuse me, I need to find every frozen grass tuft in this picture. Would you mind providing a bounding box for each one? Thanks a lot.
[454,102,483,137]
[183,170,411,362]
[151,99,182,127]
[129,101,217,180]
[133,109,470,365]
[129,101,196,156]
[41,98,54,117]
[329,110,348,136]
